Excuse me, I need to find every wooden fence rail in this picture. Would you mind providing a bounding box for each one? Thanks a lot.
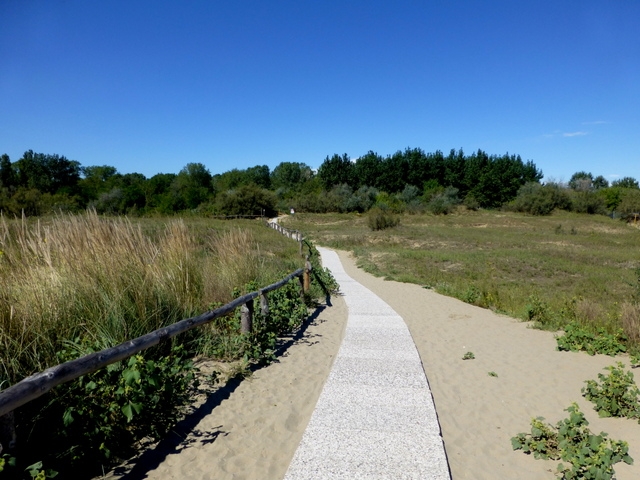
[209,214,265,220]
[0,267,311,420]
[266,220,302,241]
[266,220,304,255]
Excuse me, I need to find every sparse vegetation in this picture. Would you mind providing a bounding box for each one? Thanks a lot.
[284,210,640,352]
[367,207,400,231]
[512,403,633,479]
[582,363,640,420]
[556,323,627,356]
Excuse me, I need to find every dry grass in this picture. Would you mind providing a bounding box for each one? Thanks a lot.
[206,228,260,301]
[575,298,608,328]
[0,211,301,386]
[621,302,640,345]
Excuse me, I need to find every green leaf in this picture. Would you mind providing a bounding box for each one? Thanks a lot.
[62,407,74,427]
[122,367,141,386]
[122,403,134,422]
[25,461,43,479]
[122,400,144,422]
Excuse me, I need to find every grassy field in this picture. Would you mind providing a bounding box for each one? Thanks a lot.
[0,212,303,386]
[284,209,640,345]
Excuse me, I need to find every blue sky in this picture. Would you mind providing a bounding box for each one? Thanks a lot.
[1,1,638,183]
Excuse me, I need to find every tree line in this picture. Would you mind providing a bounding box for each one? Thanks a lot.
[507,170,640,218]
[1,148,637,218]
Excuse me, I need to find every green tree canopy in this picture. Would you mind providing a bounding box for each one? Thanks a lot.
[318,154,354,189]
[0,154,14,189]
[172,163,213,210]
[271,162,313,190]
[593,175,609,189]
[79,165,120,202]
[612,176,639,189]
[212,166,269,192]
[353,151,384,189]
[14,150,81,195]
[568,171,593,191]
[215,184,276,216]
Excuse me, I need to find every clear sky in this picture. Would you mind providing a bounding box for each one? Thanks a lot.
[1,1,638,183]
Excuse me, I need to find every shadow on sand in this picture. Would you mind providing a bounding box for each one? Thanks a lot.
[109,302,330,479]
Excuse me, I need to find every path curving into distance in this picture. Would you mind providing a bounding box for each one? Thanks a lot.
[284,247,451,479]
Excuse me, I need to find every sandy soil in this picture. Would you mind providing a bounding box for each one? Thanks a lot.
[108,249,640,479]
[335,250,640,480]
[106,295,347,480]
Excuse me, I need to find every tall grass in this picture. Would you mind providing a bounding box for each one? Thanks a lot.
[0,211,300,387]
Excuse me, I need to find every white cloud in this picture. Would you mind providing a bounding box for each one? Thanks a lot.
[582,120,608,125]
[562,131,588,137]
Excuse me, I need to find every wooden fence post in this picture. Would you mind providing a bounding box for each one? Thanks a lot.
[298,274,305,303]
[298,234,303,256]
[303,256,311,293]
[241,301,254,334]
[259,290,269,317]
[0,411,16,454]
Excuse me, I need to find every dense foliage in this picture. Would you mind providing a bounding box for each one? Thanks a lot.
[318,148,542,209]
[2,149,638,218]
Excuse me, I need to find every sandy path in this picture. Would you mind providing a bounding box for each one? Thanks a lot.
[108,296,348,480]
[335,250,640,479]
[284,247,449,479]
[108,249,640,479]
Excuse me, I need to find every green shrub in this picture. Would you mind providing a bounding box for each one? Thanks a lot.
[618,189,640,220]
[525,294,556,328]
[463,194,480,211]
[507,182,571,215]
[512,403,633,479]
[367,207,400,231]
[427,187,460,215]
[11,344,198,477]
[214,184,277,216]
[556,322,627,356]
[512,416,559,459]
[569,190,607,215]
[461,285,481,305]
[582,362,640,419]
[350,186,379,212]
[373,192,405,214]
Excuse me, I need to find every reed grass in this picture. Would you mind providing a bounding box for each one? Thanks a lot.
[0,211,300,386]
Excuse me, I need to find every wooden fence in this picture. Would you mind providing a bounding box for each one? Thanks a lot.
[0,267,311,420]
[209,214,265,220]
[0,262,312,452]
[266,220,305,256]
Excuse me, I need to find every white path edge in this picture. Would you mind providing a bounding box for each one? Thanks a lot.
[284,248,451,479]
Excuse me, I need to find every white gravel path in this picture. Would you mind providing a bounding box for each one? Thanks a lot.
[284,247,451,479]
